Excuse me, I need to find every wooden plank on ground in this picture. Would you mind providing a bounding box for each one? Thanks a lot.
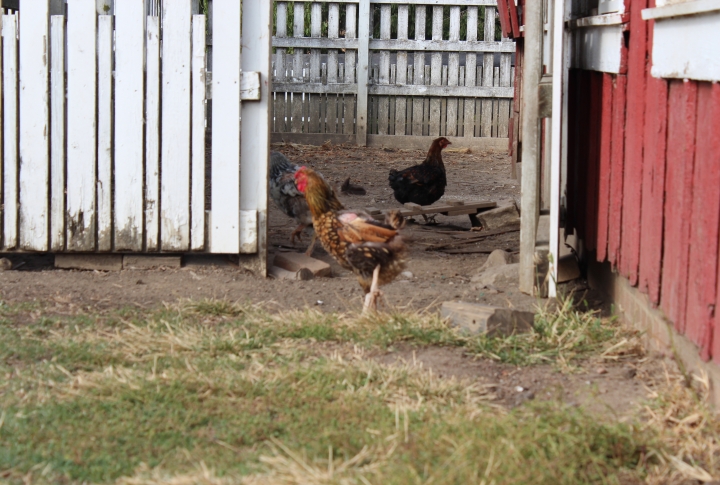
[146,16,161,251]
[191,15,206,251]
[687,82,720,360]
[123,255,182,269]
[370,200,496,217]
[18,0,50,250]
[210,0,240,253]
[114,1,145,250]
[50,16,65,251]
[66,0,96,251]
[412,6,426,136]
[660,80,698,334]
[55,254,123,271]
[607,74,627,266]
[97,15,113,251]
[2,14,17,249]
[274,252,331,277]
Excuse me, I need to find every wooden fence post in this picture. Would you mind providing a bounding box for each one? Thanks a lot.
[356,0,370,146]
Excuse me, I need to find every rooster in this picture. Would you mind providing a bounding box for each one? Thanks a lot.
[388,137,451,209]
[269,151,334,256]
[295,166,407,312]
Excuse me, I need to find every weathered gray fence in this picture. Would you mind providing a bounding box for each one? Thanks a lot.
[271,0,515,149]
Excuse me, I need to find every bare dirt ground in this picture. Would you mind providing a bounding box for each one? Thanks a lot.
[0,143,660,415]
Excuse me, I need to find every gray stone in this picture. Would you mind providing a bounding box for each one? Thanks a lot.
[478,249,510,273]
[477,204,520,230]
[441,301,534,337]
[471,263,519,288]
[0,258,12,271]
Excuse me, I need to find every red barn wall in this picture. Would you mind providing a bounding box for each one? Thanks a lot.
[567,0,720,364]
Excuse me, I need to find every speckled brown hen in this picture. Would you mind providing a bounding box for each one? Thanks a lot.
[295,166,407,311]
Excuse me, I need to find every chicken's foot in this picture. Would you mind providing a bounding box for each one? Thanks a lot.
[363,265,383,313]
[304,231,317,257]
[290,223,307,245]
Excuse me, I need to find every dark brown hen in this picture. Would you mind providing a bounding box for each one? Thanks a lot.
[388,137,451,207]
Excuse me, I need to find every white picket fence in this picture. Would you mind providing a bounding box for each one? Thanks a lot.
[271,0,516,148]
[0,0,271,256]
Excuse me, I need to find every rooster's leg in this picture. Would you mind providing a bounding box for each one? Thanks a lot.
[290,223,305,245]
[304,230,317,257]
[363,265,383,313]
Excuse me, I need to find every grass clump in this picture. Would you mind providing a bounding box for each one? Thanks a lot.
[0,297,715,484]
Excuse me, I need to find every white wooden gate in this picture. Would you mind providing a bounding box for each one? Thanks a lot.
[0,0,271,260]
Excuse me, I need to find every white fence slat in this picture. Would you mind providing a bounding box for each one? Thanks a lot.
[18,0,50,251]
[97,15,113,251]
[412,6,425,136]
[146,16,160,251]
[394,4,408,135]
[50,16,65,250]
[191,14,206,251]
[464,6,478,137]
[161,0,192,251]
[356,0,370,145]
[2,14,17,249]
[377,4,390,135]
[429,6,443,136]
[309,2,321,132]
[291,2,304,133]
[114,1,145,250]
[327,3,339,133]
[499,49,512,137]
[240,0,271,260]
[210,0,241,253]
[446,6,460,136]
[344,3,357,135]
[481,6,496,137]
[67,0,97,250]
[274,2,287,132]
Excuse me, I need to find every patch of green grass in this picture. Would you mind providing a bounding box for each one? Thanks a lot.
[0,297,694,484]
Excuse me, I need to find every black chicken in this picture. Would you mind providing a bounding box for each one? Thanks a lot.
[388,137,451,207]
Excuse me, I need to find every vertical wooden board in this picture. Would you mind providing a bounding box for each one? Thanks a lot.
[584,71,603,252]
[2,14,17,249]
[210,0,240,253]
[97,16,113,251]
[274,3,287,133]
[191,15,206,251]
[638,75,668,301]
[606,74,627,267]
[480,7,496,138]
[428,6,442,137]
[18,0,50,251]
[146,16,160,251]
[412,6,425,136]
[356,0,370,145]
[596,73,614,261]
[326,3,339,134]
[498,52,512,138]
[394,4,408,136]
[162,0,192,251]
[492,66,500,137]
[114,1,145,250]
[308,2,321,133]
[66,0,96,251]
[687,83,720,359]
[292,2,304,83]
[344,4,357,135]
[50,16,65,251]
[660,80,698,333]
[377,4,390,136]
[619,0,648,283]
[446,6,460,137]
[464,7,478,138]
[239,0,271,261]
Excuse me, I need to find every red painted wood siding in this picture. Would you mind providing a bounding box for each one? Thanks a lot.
[661,80,698,334]
[565,0,720,364]
[619,0,648,284]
